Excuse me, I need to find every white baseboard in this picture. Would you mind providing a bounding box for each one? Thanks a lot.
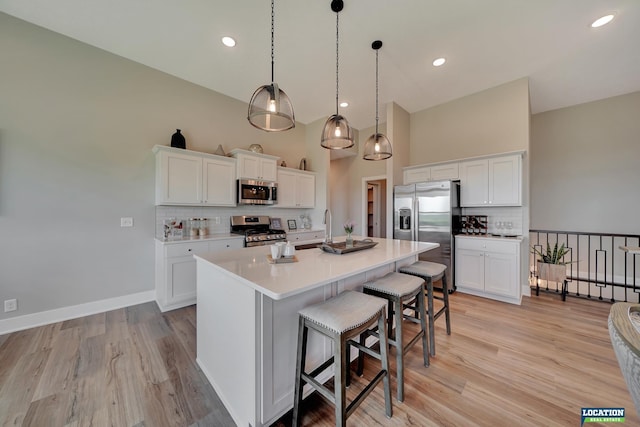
[0,290,156,335]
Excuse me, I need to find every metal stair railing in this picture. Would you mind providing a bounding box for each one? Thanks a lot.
[530,230,640,303]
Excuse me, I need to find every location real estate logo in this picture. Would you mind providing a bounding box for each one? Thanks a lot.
[581,408,625,425]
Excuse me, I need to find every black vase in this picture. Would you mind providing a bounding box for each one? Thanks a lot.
[171,129,186,149]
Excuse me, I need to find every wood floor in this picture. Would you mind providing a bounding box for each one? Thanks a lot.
[1,292,637,426]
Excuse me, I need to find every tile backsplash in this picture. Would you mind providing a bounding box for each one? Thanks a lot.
[155,206,314,239]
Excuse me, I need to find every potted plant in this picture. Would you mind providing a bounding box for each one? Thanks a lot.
[532,242,571,299]
[344,220,355,248]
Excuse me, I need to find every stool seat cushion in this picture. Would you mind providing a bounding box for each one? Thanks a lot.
[363,272,424,298]
[298,291,387,334]
[399,261,446,278]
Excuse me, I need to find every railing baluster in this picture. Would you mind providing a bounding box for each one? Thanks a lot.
[529,229,640,304]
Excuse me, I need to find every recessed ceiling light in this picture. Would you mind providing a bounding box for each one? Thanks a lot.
[591,14,615,28]
[222,36,236,47]
[340,102,349,108]
[433,57,446,67]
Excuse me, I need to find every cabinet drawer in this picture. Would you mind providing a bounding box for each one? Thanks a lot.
[288,231,324,242]
[166,242,209,258]
[209,238,243,251]
[456,237,518,254]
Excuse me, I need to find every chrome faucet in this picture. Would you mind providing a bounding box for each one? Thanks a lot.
[323,209,332,243]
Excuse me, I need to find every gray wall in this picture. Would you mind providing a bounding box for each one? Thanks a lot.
[531,91,640,234]
[410,78,530,164]
[0,13,309,321]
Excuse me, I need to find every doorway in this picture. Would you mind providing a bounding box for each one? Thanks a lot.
[362,177,387,238]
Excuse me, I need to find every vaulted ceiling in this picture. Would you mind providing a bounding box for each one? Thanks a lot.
[1,0,639,130]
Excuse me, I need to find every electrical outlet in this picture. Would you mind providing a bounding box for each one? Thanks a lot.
[120,217,134,227]
[4,299,17,312]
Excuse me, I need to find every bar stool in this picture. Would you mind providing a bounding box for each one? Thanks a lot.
[357,272,429,402]
[292,290,392,427]
[398,261,451,356]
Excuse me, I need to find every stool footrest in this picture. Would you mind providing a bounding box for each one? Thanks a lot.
[348,339,381,361]
[308,356,335,380]
[346,369,387,418]
[301,372,334,404]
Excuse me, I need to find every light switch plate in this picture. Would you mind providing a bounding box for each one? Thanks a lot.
[121,217,134,227]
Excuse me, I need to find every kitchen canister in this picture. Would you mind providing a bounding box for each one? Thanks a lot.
[171,129,186,149]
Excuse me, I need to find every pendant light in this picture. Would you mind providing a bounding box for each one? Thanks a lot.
[363,40,392,160]
[248,0,295,132]
[321,0,354,149]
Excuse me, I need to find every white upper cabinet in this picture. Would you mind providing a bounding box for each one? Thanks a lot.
[430,162,459,181]
[154,145,236,206]
[277,167,315,208]
[203,157,236,206]
[488,155,521,205]
[229,149,279,182]
[403,167,430,184]
[459,159,489,206]
[403,162,459,184]
[460,154,521,207]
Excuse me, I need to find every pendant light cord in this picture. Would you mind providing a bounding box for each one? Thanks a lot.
[335,11,340,115]
[375,47,379,134]
[271,0,275,83]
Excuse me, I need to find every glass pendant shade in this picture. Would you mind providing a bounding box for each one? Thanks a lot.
[321,0,354,150]
[363,133,392,160]
[363,39,392,160]
[321,114,354,149]
[247,0,295,132]
[248,83,295,132]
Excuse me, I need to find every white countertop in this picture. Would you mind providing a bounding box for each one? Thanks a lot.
[194,237,438,300]
[155,233,244,245]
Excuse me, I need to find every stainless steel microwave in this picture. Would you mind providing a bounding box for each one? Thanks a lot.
[237,179,278,205]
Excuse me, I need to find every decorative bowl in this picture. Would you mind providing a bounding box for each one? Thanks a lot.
[248,144,264,154]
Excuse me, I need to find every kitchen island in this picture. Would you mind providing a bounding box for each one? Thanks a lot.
[194,237,438,427]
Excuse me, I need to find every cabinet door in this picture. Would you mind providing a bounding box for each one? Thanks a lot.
[404,167,430,184]
[488,155,521,206]
[296,174,315,208]
[430,163,459,181]
[460,160,488,206]
[157,151,202,205]
[237,154,261,180]
[203,158,236,206]
[166,256,197,306]
[260,158,278,182]
[484,251,518,297]
[456,249,485,291]
[276,170,297,207]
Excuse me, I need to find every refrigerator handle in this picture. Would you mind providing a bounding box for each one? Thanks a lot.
[413,197,418,241]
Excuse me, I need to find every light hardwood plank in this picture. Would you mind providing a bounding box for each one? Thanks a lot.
[0,292,637,426]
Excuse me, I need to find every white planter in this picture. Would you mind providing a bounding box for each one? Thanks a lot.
[537,262,566,283]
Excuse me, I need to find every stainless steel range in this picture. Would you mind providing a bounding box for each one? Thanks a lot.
[230,215,287,247]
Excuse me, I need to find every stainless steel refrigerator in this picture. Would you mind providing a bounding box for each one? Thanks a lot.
[393,180,460,291]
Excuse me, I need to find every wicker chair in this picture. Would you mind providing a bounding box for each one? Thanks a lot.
[608,302,640,417]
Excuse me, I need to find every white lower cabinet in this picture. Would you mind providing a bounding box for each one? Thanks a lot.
[155,238,243,311]
[455,236,521,304]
